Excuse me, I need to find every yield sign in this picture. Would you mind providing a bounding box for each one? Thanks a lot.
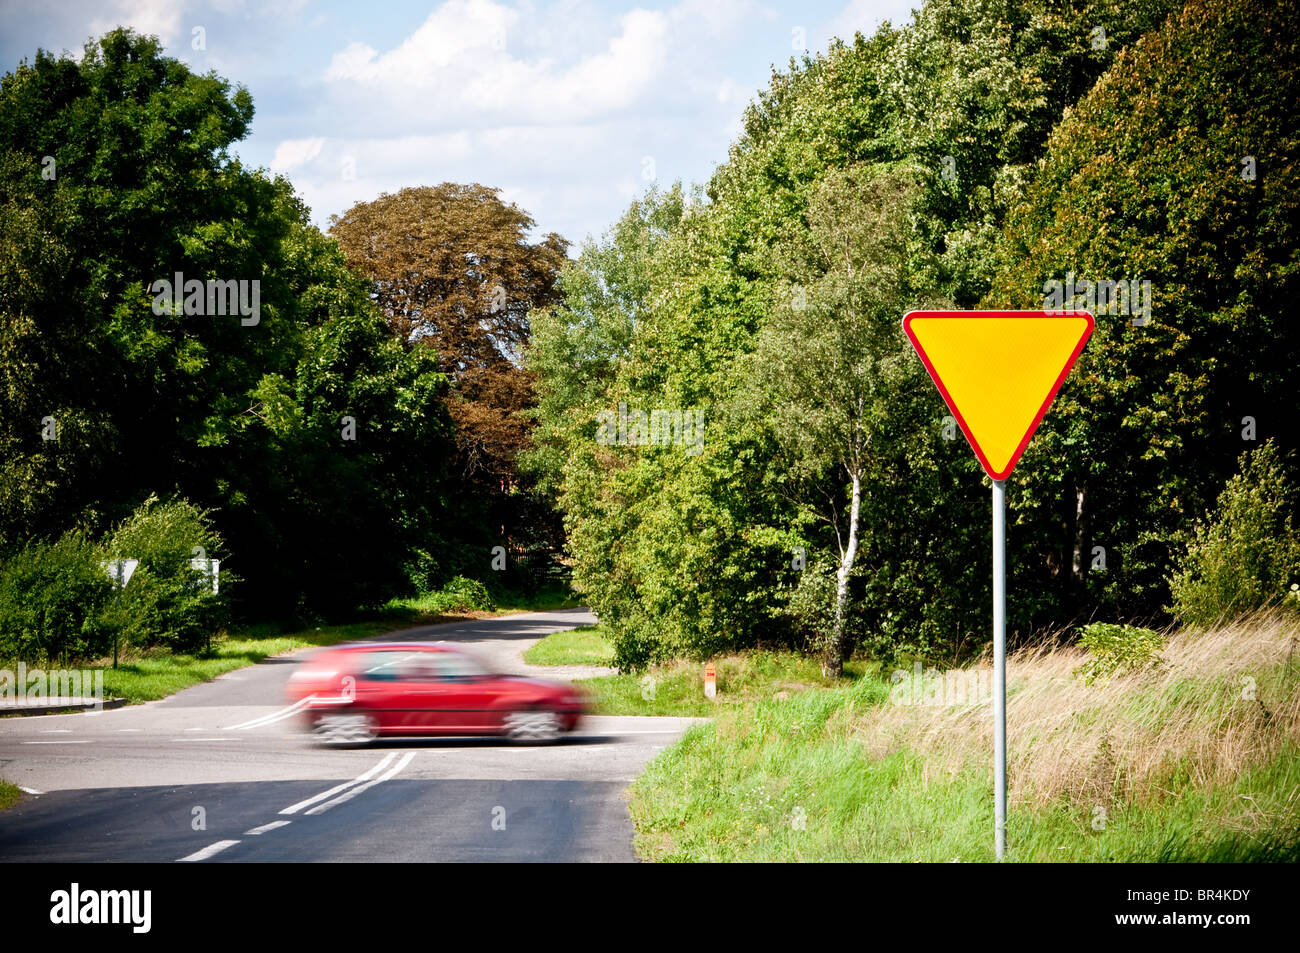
[903,311,1094,480]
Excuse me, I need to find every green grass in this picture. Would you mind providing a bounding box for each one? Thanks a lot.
[385,583,583,618]
[523,625,614,666]
[0,780,20,811]
[576,649,874,717]
[628,675,1300,863]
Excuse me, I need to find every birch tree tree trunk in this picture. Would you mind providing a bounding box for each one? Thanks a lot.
[826,468,862,677]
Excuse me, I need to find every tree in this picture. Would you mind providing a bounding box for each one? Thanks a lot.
[329,184,568,366]
[0,29,460,619]
[743,165,932,674]
[1168,442,1300,628]
[331,185,571,586]
[530,1,1178,668]
[987,0,1300,627]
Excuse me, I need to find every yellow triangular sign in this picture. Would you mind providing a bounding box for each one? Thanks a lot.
[903,311,1094,480]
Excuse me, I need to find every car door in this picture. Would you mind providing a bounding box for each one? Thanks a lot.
[427,650,499,733]
[354,649,445,733]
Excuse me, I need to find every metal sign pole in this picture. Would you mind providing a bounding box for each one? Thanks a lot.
[992,479,1007,861]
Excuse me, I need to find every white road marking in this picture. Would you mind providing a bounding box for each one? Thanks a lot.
[279,753,397,815]
[225,695,314,731]
[304,752,416,816]
[245,820,291,836]
[612,729,690,734]
[21,740,91,745]
[18,786,42,795]
[117,728,142,732]
[41,729,73,733]
[178,840,240,862]
[171,737,240,742]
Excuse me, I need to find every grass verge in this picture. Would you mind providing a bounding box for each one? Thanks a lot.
[0,780,20,811]
[523,625,614,666]
[629,611,1300,861]
[578,649,873,717]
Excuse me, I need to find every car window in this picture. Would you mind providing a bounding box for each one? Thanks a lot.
[355,651,426,682]
[431,652,489,680]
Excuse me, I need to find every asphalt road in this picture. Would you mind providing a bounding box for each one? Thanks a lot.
[0,609,701,862]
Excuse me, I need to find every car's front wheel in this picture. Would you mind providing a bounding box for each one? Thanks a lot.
[503,708,561,744]
[314,711,378,747]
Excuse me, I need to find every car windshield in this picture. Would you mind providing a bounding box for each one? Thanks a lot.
[352,648,491,681]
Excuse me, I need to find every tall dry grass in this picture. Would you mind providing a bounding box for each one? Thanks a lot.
[853,610,1300,814]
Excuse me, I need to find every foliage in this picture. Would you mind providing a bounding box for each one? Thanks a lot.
[330,183,571,595]
[0,29,460,620]
[436,575,496,613]
[987,0,1300,626]
[0,530,112,663]
[1074,622,1166,685]
[1168,443,1300,628]
[530,0,1178,668]
[104,496,228,653]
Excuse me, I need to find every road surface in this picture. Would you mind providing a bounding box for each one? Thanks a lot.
[0,609,700,862]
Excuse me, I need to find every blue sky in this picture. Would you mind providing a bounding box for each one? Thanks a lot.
[1,0,920,249]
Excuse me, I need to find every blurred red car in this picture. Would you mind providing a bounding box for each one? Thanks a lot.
[286,642,587,745]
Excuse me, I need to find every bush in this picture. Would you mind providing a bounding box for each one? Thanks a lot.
[105,496,229,653]
[1168,443,1300,628]
[0,531,114,663]
[428,576,495,614]
[1074,623,1167,685]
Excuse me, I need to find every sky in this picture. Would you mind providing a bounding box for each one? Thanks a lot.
[0,0,921,250]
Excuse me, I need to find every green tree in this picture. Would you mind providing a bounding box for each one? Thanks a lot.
[742,165,935,674]
[0,531,113,664]
[1169,443,1300,628]
[987,0,1300,627]
[0,29,460,619]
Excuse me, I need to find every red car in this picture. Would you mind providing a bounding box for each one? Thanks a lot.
[286,642,587,745]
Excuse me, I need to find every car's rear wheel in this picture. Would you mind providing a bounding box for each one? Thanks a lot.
[314,712,377,747]
[503,708,561,744]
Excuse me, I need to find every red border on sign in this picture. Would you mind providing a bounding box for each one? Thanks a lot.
[902,310,1094,481]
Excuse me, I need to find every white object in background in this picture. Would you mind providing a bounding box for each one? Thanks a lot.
[102,559,139,588]
[191,558,220,594]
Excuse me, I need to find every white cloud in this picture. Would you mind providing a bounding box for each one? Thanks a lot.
[827,0,919,44]
[88,0,188,45]
[322,0,678,126]
[270,136,325,173]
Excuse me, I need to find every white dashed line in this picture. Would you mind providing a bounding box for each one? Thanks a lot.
[304,752,416,816]
[21,740,91,745]
[245,820,292,836]
[279,753,397,815]
[171,738,240,742]
[41,729,73,733]
[178,840,241,862]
